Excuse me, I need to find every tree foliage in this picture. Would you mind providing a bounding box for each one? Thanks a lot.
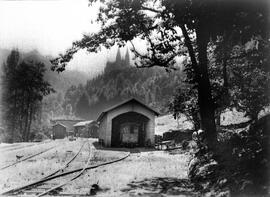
[63,52,183,120]
[51,0,269,149]
[171,36,270,128]
[227,38,270,120]
[1,50,54,142]
[75,92,91,119]
[169,84,200,130]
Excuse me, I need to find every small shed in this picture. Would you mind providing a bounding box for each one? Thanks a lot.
[73,120,99,138]
[50,119,84,132]
[52,123,67,139]
[97,98,159,147]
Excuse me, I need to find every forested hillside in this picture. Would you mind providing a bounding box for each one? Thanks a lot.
[0,49,90,130]
[63,48,183,120]
[23,50,89,92]
[1,48,183,127]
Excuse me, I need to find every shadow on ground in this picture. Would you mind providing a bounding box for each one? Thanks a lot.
[121,177,199,197]
[92,141,157,153]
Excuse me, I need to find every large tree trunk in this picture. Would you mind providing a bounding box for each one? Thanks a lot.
[181,24,217,149]
[10,89,18,142]
[19,90,25,140]
[196,24,217,149]
[23,94,30,141]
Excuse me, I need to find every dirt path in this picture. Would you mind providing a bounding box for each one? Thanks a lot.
[69,149,198,196]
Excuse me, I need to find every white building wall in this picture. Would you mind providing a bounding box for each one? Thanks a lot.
[98,114,108,145]
[146,118,155,145]
[101,102,156,146]
[105,116,112,146]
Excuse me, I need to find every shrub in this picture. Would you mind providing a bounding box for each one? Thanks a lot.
[188,114,270,196]
[182,140,189,150]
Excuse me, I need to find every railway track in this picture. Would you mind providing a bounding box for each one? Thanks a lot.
[0,146,56,171]
[2,140,90,196]
[0,143,36,152]
[2,140,131,196]
[0,141,51,153]
[42,141,87,180]
[130,148,141,158]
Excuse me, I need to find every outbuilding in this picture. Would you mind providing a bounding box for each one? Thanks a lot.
[52,123,67,139]
[50,119,84,138]
[73,120,99,138]
[97,98,159,147]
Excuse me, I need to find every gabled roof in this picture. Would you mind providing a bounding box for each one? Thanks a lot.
[51,118,84,122]
[97,98,159,122]
[51,119,83,131]
[74,120,96,127]
[53,122,67,128]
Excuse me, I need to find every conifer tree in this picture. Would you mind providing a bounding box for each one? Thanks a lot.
[2,50,54,142]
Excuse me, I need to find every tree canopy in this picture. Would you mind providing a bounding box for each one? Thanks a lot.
[51,0,270,149]
[62,51,183,120]
[2,50,54,142]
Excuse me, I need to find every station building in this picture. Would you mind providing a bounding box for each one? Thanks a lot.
[97,98,159,147]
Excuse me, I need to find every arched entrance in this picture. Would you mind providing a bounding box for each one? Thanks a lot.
[111,112,149,147]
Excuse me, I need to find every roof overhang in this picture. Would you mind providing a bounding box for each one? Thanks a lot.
[96,98,159,122]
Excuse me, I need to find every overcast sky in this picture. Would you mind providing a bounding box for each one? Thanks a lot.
[0,0,128,74]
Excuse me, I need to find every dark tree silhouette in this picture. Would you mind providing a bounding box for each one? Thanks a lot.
[51,0,269,149]
[2,50,54,142]
[75,92,91,119]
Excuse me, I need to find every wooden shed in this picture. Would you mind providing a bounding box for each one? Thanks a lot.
[97,98,159,147]
[73,120,99,138]
[52,123,67,139]
[50,119,84,138]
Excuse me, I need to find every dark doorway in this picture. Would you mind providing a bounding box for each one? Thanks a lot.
[111,112,149,147]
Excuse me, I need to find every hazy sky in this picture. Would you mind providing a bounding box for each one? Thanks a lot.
[0,0,127,74]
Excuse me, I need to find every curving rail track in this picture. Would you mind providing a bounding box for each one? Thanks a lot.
[2,140,131,196]
[2,140,89,196]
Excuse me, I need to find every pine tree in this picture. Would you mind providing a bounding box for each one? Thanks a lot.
[2,50,54,142]
[115,48,122,67]
[75,92,90,119]
[2,49,20,141]
[124,47,130,67]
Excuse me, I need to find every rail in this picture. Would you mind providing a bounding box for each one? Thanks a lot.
[0,146,55,171]
[2,141,130,196]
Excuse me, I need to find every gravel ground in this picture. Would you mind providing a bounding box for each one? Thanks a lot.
[71,149,197,197]
[0,138,197,196]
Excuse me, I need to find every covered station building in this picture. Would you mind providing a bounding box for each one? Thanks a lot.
[97,98,159,147]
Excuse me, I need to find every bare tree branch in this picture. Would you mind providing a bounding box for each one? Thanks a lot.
[180,24,198,70]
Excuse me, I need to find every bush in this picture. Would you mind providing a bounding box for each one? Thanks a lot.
[182,140,189,150]
[188,114,270,196]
